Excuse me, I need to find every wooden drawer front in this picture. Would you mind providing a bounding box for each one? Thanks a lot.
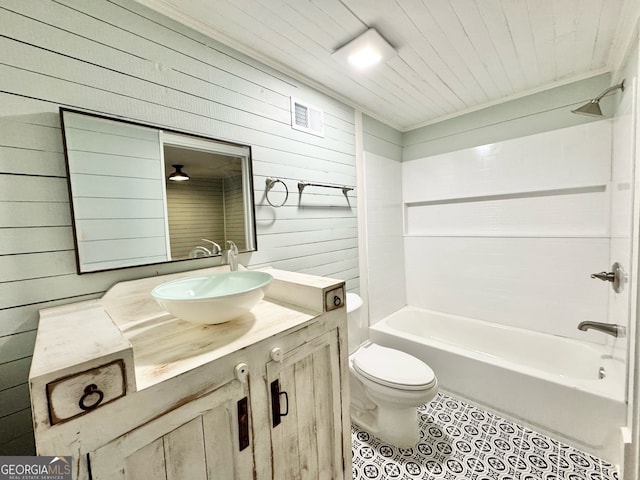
[46,360,126,425]
[324,286,344,312]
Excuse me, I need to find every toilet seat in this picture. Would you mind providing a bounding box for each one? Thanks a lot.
[352,343,436,391]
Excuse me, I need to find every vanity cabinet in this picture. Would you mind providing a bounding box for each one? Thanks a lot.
[89,380,253,480]
[267,331,343,479]
[29,266,351,480]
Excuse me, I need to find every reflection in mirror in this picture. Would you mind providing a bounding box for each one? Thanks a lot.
[162,133,250,258]
[60,109,257,273]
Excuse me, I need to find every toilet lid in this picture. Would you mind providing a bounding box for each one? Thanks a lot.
[353,343,436,391]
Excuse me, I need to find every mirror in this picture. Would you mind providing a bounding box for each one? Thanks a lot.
[60,108,257,273]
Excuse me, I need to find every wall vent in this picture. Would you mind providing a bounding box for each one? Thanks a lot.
[290,97,324,137]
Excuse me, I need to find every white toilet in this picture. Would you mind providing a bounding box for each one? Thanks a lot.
[346,293,438,447]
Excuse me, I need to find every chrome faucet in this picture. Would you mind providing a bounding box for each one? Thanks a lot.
[201,239,222,255]
[577,321,626,338]
[189,245,211,258]
[225,240,239,271]
[188,239,222,258]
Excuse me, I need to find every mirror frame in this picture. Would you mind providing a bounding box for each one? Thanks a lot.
[60,107,258,274]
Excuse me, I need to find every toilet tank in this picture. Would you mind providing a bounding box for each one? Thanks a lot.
[346,293,366,354]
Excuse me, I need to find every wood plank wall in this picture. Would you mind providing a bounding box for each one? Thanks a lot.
[363,115,402,162]
[0,0,357,454]
[167,178,225,258]
[64,111,170,271]
[223,175,248,251]
[403,73,614,160]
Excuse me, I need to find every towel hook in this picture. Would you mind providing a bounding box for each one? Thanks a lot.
[265,177,288,207]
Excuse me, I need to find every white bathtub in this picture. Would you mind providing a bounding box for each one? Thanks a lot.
[369,306,627,464]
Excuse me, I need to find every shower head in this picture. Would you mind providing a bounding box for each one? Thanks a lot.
[571,100,603,117]
[571,80,625,117]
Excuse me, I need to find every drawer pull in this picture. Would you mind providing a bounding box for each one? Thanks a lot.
[270,379,289,427]
[79,384,104,411]
[237,397,250,451]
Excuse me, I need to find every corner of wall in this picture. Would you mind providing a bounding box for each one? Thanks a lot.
[402,73,614,161]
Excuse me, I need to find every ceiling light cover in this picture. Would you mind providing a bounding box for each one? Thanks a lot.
[332,28,396,70]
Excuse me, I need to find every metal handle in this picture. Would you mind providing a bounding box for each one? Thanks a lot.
[78,384,104,411]
[591,271,615,282]
[237,397,250,451]
[590,262,625,293]
[270,379,289,427]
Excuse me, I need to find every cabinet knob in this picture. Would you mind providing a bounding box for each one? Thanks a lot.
[234,363,249,383]
[270,347,283,362]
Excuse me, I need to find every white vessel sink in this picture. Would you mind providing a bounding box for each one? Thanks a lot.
[151,271,273,324]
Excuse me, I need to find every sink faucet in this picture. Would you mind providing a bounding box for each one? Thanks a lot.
[189,246,211,258]
[577,321,626,338]
[225,240,239,271]
[201,239,222,255]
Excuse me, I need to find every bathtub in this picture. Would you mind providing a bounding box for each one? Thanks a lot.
[369,306,627,464]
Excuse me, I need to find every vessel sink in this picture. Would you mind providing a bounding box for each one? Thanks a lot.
[151,271,273,324]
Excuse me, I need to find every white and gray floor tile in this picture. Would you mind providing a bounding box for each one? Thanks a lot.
[351,392,618,480]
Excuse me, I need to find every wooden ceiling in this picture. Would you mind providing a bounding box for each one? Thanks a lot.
[135,0,637,131]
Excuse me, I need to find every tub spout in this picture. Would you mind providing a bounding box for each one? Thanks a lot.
[577,321,625,338]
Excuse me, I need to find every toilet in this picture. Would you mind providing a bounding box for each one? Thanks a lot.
[346,293,438,447]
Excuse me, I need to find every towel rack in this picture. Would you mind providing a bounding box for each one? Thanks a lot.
[265,177,289,207]
[297,181,354,196]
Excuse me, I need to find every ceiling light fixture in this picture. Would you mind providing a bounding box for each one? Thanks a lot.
[168,164,189,181]
[332,28,396,70]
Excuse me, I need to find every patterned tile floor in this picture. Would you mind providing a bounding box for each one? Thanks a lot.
[352,392,619,480]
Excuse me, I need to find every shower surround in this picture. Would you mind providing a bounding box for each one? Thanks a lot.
[363,117,633,467]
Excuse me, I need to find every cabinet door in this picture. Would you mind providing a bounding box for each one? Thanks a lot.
[267,330,346,480]
[88,380,254,480]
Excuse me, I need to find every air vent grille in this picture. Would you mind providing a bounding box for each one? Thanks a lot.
[291,97,324,137]
[294,103,308,128]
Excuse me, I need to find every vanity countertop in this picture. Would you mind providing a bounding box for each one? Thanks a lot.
[31,265,344,392]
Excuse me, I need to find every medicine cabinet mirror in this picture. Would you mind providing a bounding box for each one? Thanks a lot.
[60,108,257,274]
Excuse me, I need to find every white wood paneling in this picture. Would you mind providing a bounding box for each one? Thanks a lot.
[0,409,32,446]
[0,0,357,454]
[403,73,616,160]
[0,384,30,419]
[64,111,169,271]
[134,0,634,130]
[0,358,32,392]
[71,175,163,199]
[223,175,248,250]
[167,178,225,258]
[0,331,37,365]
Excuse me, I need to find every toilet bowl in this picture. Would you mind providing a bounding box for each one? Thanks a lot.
[346,293,438,447]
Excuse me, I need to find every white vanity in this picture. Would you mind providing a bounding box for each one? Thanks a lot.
[29,266,351,479]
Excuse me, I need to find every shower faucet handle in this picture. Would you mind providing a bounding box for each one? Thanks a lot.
[590,262,625,293]
[590,271,615,282]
